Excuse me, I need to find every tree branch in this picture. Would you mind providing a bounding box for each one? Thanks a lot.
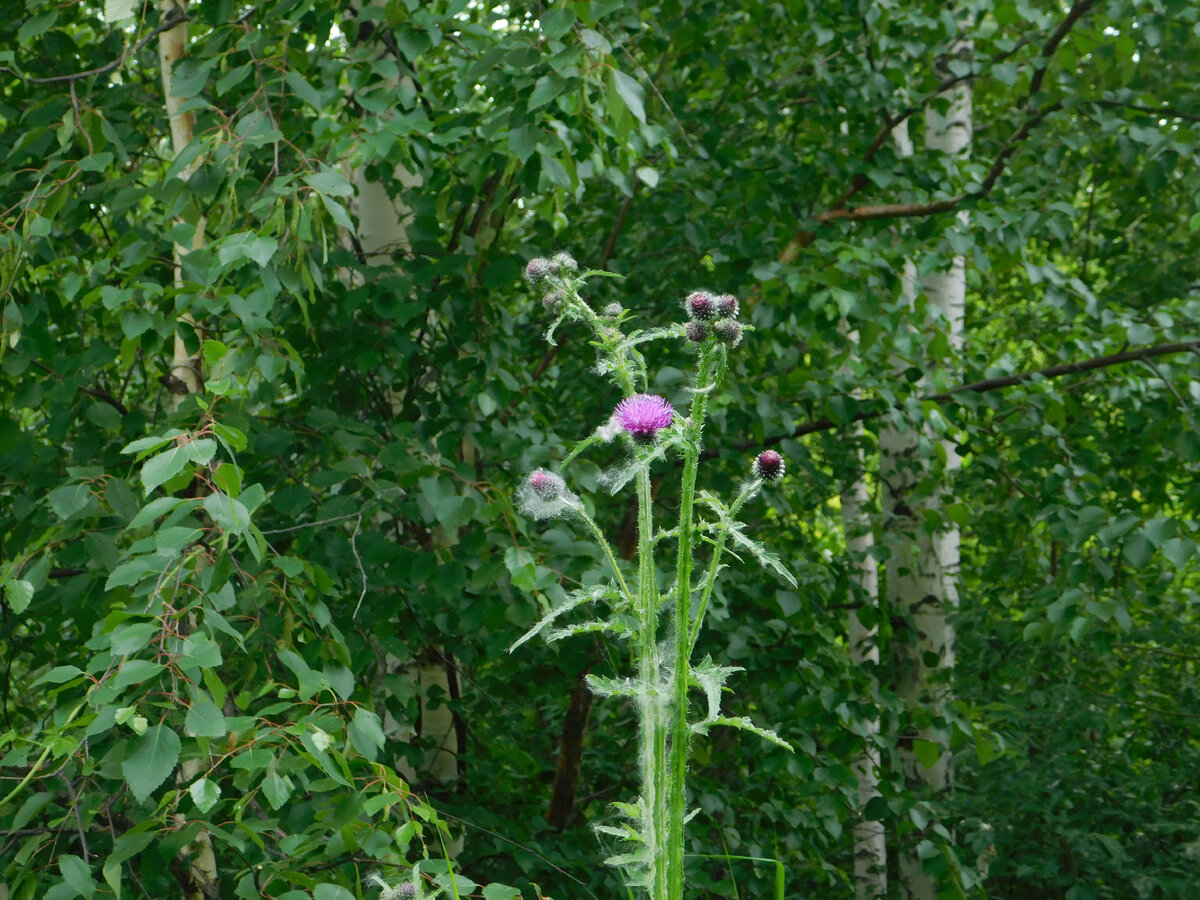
[783,0,1097,253]
[29,359,129,415]
[734,339,1200,450]
[1,7,190,85]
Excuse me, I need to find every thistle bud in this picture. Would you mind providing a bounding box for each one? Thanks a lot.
[685,321,708,343]
[685,290,717,321]
[715,293,739,318]
[602,302,623,318]
[518,469,579,520]
[525,257,553,283]
[542,290,565,314]
[551,251,578,274]
[712,318,742,347]
[753,450,785,482]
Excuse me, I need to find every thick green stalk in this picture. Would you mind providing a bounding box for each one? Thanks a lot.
[666,348,720,897]
[635,466,667,899]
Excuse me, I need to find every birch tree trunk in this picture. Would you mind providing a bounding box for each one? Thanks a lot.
[841,416,887,900]
[158,4,217,897]
[885,39,972,900]
[343,6,463,852]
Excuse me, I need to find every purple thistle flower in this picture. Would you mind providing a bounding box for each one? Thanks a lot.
[614,394,675,443]
[685,290,716,321]
[685,321,708,343]
[753,450,785,482]
[715,293,739,318]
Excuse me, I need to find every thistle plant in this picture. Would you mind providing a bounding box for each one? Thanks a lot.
[515,255,796,900]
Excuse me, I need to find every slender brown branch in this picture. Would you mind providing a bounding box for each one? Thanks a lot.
[1,8,189,85]
[735,339,1200,449]
[30,359,129,415]
[786,0,1097,249]
[1028,0,1096,100]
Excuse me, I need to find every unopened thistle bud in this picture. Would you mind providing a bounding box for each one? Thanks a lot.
[518,469,579,520]
[715,293,739,318]
[685,290,717,321]
[602,302,623,318]
[525,257,553,283]
[712,318,743,347]
[542,290,565,314]
[551,251,578,274]
[685,321,708,343]
[753,450,785,482]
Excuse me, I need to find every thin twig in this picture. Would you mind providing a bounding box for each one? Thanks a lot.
[725,338,1200,451]
[1,8,189,85]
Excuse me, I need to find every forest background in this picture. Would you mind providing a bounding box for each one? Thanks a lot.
[1,1,1199,899]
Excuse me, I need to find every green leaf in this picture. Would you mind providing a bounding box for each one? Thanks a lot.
[108,660,164,693]
[32,665,84,687]
[348,708,385,760]
[58,854,94,900]
[203,493,251,535]
[141,447,189,495]
[122,725,181,803]
[313,886,355,900]
[218,232,279,268]
[482,885,523,900]
[611,69,646,123]
[5,579,33,614]
[189,776,221,813]
[185,698,227,737]
[49,484,93,520]
[261,771,294,810]
[303,166,353,197]
[912,738,941,771]
[528,74,565,111]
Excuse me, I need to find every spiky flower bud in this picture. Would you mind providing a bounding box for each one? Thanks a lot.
[685,321,708,343]
[518,469,579,520]
[614,394,675,444]
[712,318,743,347]
[542,290,565,314]
[753,450,785,482]
[715,293,739,318]
[602,302,623,318]
[525,257,553,283]
[685,290,717,321]
[551,251,578,273]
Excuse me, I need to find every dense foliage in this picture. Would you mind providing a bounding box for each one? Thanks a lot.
[1,1,1198,898]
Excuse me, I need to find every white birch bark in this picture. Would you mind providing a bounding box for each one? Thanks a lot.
[158,5,217,897]
[840,408,887,900]
[886,39,972,900]
[342,7,462,852]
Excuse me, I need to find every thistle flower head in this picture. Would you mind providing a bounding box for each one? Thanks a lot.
[524,257,553,283]
[551,250,578,273]
[712,318,743,347]
[685,321,708,343]
[602,302,623,318]
[715,293,740,318]
[614,394,675,443]
[685,290,717,321]
[517,469,579,520]
[753,449,785,482]
[542,290,565,314]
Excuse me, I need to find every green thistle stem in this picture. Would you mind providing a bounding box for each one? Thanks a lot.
[635,465,668,899]
[666,346,723,897]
